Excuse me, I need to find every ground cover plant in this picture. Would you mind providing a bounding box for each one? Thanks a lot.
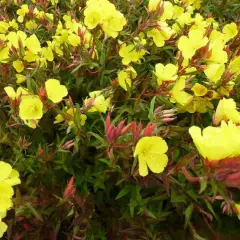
[0,0,240,239]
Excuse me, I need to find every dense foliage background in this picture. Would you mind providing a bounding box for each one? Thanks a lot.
[0,0,240,239]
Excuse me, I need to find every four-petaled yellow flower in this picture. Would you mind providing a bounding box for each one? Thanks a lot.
[155,63,178,85]
[170,77,193,106]
[189,121,240,162]
[214,98,240,125]
[134,136,168,177]
[19,95,43,120]
[178,29,208,59]
[191,83,208,97]
[0,161,20,238]
[118,67,137,91]
[45,79,68,103]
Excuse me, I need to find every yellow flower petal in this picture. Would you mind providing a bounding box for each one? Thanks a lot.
[13,60,24,73]
[134,136,168,176]
[25,34,41,54]
[45,79,68,103]
[19,96,43,120]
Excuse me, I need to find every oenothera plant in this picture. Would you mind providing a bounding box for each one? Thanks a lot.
[0,0,240,238]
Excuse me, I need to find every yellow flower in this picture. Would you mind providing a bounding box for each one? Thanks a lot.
[170,77,193,106]
[25,20,38,31]
[118,67,137,91]
[229,56,240,75]
[19,95,43,120]
[24,119,39,129]
[183,97,213,113]
[148,0,161,11]
[16,74,26,84]
[234,203,240,219]
[119,43,145,65]
[68,34,80,47]
[0,161,20,237]
[155,63,178,85]
[0,21,9,34]
[4,86,28,100]
[222,23,238,43]
[191,83,208,96]
[134,136,168,177]
[25,34,41,54]
[45,79,68,103]
[85,93,110,114]
[214,98,240,125]
[204,63,225,83]
[189,121,240,161]
[24,51,39,62]
[0,47,9,63]
[102,12,126,38]
[147,22,172,47]
[17,4,29,23]
[0,161,21,211]
[7,31,27,49]
[84,7,102,29]
[13,60,24,73]
[0,221,7,238]
[178,29,208,59]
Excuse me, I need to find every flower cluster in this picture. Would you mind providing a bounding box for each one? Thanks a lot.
[0,162,20,238]
[0,0,240,237]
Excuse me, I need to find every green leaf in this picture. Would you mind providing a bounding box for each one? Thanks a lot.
[148,96,156,121]
[184,204,194,228]
[199,177,208,194]
[88,132,106,145]
[115,185,132,200]
[204,199,218,220]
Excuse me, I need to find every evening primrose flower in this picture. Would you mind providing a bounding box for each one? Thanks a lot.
[222,23,238,43]
[54,108,87,126]
[204,63,225,83]
[19,95,43,120]
[16,74,27,84]
[102,11,126,38]
[4,86,28,100]
[178,29,208,59]
[0,220,7,238]
[229,56,240,75]
[88,95,110,113]
[118,67,137,91]
[134,136,168,177]
[189,121,240,162]
[7,31,27,49]
[0,161,20,237]
[191,83,208,97]
[0,21,9,34]
[147,22,172,47]
[155,63,178,85]
[119,43,145,65]
[25,20,38,31]
[214,98,240,125]
[45,79,68,103]
[183,97,213,113]
[170,77,193,106]
[85,91,110,114]
[84,7,102,29]
[13,60,24,73]
[17,4,29,23]
[25,34,41,54]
